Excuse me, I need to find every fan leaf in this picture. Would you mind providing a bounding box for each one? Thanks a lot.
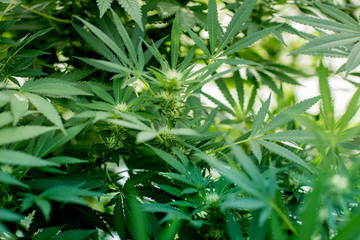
[217,0,257,54]
[96,0,113,18]
[117,0,143,30]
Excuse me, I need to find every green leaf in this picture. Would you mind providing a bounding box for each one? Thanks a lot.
[158,219,182,240]
[178,187,198,196]
[227,212,244,240]
[198,108,218,132]
[336,88,360,130]
[157,184,182,196]
[0,150,59,167]
[315,2,360,28]
[149,146,191,179]
[192,66,240,92]
[258,130,313,142]
[36,123,88,158]
[110,9,137,65]
[215,79,237,111]
[142,39,168,70]
[317,62,334,130]
[168,128,198,136]
[221,25,280,56]
[16,49,49,58]
[137,42,145,71]
[35,198,52,222]
[33,226,64,240]
[10,28,52,56]
[57,70,96,82]
[337,125,360,143]
[0,19,18,32]
[258,71,282,96]
[0,94,10,108]
[292,34,360,55]
[208,0,219,54]
[333,211,360,240]
[201,153,263,198]
[46,156,88,164]
[186,29,211,56]
[72,23,120,64]
[98,13,125,51]
[40,184,102,205]
[131,5,147,48]
[10,94,27,126]
[270,212,286,240]
[79,101,114,112]
[246,86,258,115]
[108,118,150,131]
[188,60,221,79]
[75,16,132,66]
[97,0,113,18]
[117,0,143,30]
[251,95,271,136]
[0,170,29,188]
[346,41,360,74]
[167,201,196,208]
[136,131,158,143]
[52,229,97,240]
[20,78,92,96]
[222,198,266,210]
[172,147,190,167]
[265,68,300,85]
[0,126,56,145]
[144,37,167,66]
[76,57,136,74]
[161,172,193,186]
[250,140,262,164]
[24,93,65,133]
[12,69,46,78]
[113,195,126,240]
[87,83,115,104]
[155,2,177,19]
[222,58,260,66]
[258,96,320,135]
[257,140,313,173]
[235,71,244,111]
[283,16,360,33]
[217,0,257,54]
[201,91,235,115]
[113,79,122,102]
[229,143,265,187]
[178,45,196,72]
[171,12,180,69]
[298,181,322,240]
[0,209,23,222]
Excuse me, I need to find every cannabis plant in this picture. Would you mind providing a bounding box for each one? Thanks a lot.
[1,0,360,239]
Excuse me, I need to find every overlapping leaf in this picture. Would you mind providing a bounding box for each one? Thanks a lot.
[248,96,319,168]
[287,3,360,73]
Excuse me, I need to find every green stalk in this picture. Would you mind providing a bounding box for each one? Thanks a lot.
[0,0,17,20]
[269,199,298,235]
[20,4,69,23]
[209,138,250,154]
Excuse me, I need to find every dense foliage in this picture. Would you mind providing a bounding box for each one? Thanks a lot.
[1,0,360,239]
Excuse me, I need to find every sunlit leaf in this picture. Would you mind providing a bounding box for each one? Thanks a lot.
[0,150,59,167]
[0,126,56,145]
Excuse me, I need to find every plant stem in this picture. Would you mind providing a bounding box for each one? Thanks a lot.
[139,76,156,97]
[20,4,69,23]
[269,199,298,235]
[0,0,17,20]
[209,138,250,154]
